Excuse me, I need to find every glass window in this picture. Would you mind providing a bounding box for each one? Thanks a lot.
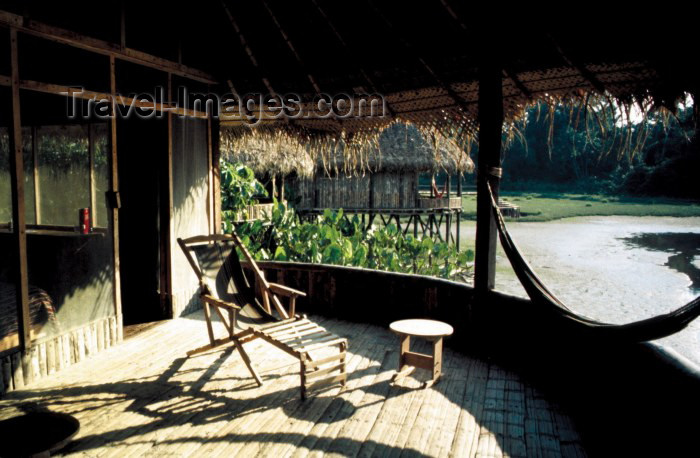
[35,125,91,227]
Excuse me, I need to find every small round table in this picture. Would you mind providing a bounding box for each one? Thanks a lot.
[389,319,454,387]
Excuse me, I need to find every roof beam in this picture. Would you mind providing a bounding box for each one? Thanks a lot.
[219,0,277,97]
[0,9,217,85]
[0,76,209,118]
[364,0,471,115]
[309,0,397,118]
[548,34,606,94]
[260,0,320,94]
[437,0,531,100]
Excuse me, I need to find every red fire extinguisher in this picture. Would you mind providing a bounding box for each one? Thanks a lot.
[79,208,91,234]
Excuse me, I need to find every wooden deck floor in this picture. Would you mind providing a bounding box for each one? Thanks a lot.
[0,312,586,457]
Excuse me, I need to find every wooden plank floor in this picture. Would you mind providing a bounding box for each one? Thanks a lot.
[0,312,586,457]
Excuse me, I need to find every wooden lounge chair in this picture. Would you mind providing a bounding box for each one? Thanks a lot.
[177,233,347,400]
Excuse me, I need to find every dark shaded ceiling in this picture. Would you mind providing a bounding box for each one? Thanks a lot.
[1,1,696,136]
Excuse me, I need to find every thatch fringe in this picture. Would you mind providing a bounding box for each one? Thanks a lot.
[220,91,695,177]
[220,121,475,177]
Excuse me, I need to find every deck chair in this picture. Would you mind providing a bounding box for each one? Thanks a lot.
[177,233,347,400]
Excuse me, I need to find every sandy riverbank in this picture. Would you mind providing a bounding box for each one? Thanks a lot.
[458,216,700,365]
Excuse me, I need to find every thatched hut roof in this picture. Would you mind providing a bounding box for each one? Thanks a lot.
[220,127,316,177]
[220,122,473,176]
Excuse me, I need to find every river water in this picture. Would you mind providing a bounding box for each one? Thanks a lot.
[458,216,700,366]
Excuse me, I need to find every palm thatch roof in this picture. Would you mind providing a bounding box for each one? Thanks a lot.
[4,3,695,161]
[205,3,696,166]
[220,122,473,176]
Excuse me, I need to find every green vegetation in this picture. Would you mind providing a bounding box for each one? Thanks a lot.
[222,162,474,281]
[462,192,700,222]
[220,161,268,232]
[498,102,698,199]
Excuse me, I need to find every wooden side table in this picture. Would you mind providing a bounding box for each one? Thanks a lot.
[389,319,454,388]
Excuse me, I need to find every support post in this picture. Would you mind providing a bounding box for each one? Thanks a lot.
[456,174,462,251]
[88,123,96,225]
[211,117,222,233]
[32,126,40,225]
[474,60,503,293]
[8,28,30,349]
[108,55,123,337]
[160,72,174,318]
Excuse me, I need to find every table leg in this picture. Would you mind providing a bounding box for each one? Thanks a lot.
[432,337,443,382]
[422,337,443,389]
[399,334,410,371]
[392,334,415,383]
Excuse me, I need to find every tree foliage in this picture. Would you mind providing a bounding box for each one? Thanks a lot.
[500,102,698,197]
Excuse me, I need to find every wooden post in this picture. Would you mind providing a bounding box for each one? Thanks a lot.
[161,72,174,318]
[8,28,31,350]
[32,126,40,225]
[457,174,462,251]
[474,60,504,292]
[119,0,126,51]
[445,212,450,246]
[211,118,222,234]
[108,55,123,333]
[313,175,319,208]
[279,175,285,201]
[88,123,96,225]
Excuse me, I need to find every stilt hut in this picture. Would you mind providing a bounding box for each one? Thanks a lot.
[222,123,472,245]
[290,123,472,211]
[0,2,699,456]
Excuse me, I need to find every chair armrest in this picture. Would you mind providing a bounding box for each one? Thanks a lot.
[201,294,241,310]
[267,283,307,298]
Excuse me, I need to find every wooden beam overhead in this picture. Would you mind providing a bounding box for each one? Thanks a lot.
[365,0,471,115]
[0,9,218,85]
[0,77,209,118]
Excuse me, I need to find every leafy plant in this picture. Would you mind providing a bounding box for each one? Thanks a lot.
[224,192,474,282]
[220,161,267,233]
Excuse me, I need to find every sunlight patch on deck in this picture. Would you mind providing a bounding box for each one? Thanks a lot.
[0,311,586,457]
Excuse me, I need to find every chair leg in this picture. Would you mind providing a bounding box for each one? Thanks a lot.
[203,302,215,346]
[233,336,263,387]
[300,353,308,401]
[339,341,347,390]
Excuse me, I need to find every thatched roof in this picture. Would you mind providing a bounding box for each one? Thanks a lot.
[4,3,695,157]
[220,122,473,176]
[205,4,695,142]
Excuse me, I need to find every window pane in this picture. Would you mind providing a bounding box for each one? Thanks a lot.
[36,125,90,227]
[0,127,9,226]
[92,123,110,228]
[0,103,20,352]
[23,127,36,225]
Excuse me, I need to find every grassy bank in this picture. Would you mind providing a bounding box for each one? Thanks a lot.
[461,192,700,222]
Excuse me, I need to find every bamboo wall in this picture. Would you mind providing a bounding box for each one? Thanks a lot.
[292,172,418,210]
[0,314,120,395]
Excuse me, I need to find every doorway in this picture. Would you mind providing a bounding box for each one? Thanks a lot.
[117,116,169,325]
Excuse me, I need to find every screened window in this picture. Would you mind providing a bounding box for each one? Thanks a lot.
[22,123,109,230]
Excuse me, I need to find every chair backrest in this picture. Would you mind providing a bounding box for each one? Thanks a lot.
[177,234,257,308]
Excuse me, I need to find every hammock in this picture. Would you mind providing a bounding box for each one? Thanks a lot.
[487,183,700,342]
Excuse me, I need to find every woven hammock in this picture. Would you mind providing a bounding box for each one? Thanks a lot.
[487,183,700,342]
